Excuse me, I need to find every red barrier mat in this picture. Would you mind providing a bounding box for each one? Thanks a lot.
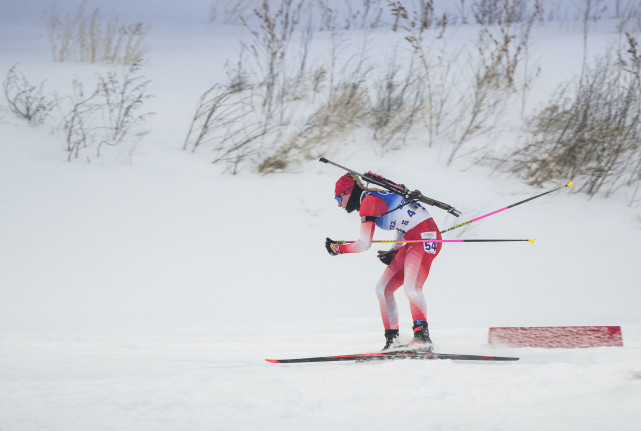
[488,326,623,348]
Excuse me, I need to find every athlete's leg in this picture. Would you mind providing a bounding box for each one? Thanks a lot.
[375,246,406,330]
[402,244,436,322]
[401,221,442,322]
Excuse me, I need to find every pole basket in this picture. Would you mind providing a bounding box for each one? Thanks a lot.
[488,326,624,348]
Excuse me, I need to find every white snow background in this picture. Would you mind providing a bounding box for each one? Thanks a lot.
[1,1,640,430]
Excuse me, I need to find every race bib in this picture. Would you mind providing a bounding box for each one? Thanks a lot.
[421,231,437,254]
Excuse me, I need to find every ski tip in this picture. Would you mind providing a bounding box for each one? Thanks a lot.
[265,359,279,363]
[528,239,535,244]
[567,181,573,187]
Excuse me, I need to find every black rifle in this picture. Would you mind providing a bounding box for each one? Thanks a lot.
[319,157,461,217]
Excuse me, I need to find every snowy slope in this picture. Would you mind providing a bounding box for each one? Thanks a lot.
[1,1,641,430]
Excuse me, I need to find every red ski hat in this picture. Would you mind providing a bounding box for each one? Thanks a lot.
[335,174,355,198]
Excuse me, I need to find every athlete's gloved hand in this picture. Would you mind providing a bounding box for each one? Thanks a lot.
[325,238,344,256]
[377,249,397,265]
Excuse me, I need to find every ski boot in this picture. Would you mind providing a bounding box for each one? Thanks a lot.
[382,329,399,350]
[409,320,433,351]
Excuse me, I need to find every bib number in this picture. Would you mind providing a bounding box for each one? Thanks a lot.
[421,232,437,254]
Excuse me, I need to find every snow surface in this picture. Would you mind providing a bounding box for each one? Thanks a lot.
[1,1,640,430]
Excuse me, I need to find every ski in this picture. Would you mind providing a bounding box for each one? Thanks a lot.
[265,350,519,364]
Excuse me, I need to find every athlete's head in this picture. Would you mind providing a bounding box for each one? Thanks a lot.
[334,173,362,213]
[335,174,355,206]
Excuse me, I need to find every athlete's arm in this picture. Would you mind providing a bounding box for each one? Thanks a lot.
[339,195,387,254]
[340,221,375,253]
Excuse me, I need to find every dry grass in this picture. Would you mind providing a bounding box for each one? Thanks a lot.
[43,1,149,65]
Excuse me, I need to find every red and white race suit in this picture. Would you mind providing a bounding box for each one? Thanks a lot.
[338,191,441,330]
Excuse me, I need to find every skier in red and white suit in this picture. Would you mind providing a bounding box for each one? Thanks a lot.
[326,173,441,350]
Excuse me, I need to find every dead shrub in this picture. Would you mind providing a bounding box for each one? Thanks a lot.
[499,34,641,201]
[3,65,57,126]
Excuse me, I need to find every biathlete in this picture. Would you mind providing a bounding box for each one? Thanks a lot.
[325,173,442,350]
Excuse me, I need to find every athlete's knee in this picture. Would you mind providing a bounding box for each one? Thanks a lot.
[403,283,423,299]
[378,283,399,303]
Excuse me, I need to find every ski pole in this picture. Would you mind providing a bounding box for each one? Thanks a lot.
[439,182,573,235]
[342,239,536,244]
